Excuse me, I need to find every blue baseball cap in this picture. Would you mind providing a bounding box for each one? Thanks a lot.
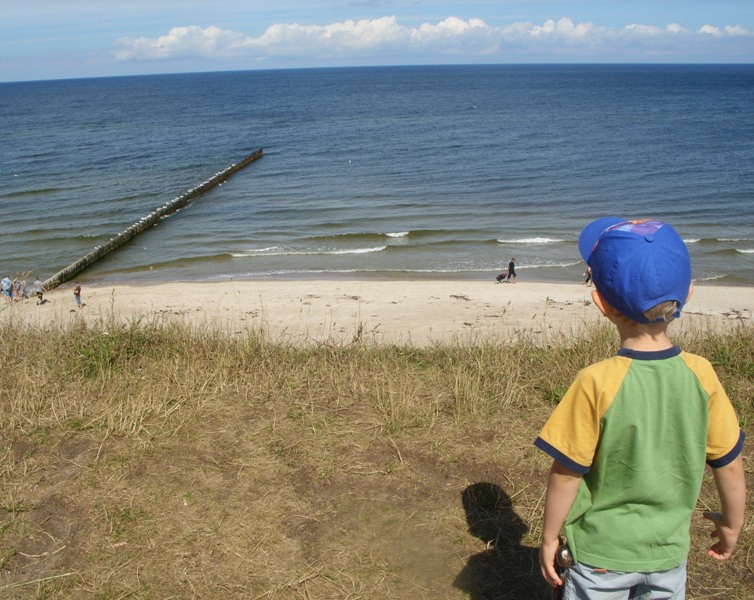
[578,218,692,323]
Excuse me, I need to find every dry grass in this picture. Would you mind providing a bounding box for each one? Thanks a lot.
[0,316,752,599]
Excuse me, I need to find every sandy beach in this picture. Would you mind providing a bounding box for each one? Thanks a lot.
[2,279,752,346]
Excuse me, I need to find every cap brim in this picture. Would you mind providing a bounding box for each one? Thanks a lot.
[578,216,625,262]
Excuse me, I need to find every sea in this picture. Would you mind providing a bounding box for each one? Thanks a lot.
[1,64,753,286]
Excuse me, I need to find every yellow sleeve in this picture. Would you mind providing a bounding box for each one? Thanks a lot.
[537,357,631,471]
[680,352,743,463]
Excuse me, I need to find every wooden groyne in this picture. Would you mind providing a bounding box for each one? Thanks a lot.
[42,149,264,291]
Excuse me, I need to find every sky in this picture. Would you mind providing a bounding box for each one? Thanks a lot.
[1,1,753,82]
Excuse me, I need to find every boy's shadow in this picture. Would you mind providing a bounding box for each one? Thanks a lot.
[454,482,551,599]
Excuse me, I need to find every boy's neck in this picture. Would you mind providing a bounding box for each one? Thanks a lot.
[612,317,674,352]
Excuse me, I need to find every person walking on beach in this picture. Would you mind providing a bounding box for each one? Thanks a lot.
[34,276,45,305]
[11,277,20,301]
[535,218,745,599]
[73,282,82,309]
[1,276,11,303]
[506,258,517,283]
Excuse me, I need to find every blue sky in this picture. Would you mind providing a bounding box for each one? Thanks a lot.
[1,1,752,82]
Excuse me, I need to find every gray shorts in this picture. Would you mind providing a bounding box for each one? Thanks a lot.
[564,561,687,600]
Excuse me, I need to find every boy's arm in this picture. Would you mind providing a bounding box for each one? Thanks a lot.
[540,460,583,588]
[703,454,746,560]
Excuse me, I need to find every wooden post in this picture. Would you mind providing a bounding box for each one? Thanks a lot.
[42,149,263,291]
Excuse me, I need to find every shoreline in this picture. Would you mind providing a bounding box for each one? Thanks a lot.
[2,279,752,346]
[70,265,754,289]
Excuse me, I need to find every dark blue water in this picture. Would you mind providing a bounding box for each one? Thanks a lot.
[1,65,753,284]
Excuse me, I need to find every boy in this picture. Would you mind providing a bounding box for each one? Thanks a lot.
[73,282,82,308]
[535,218,745,599]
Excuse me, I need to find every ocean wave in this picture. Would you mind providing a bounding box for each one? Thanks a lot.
[25,233,109,245]
[309,233,376,242]
[496,237,568,245]
[713,248,750,256]
[235,247,281,255]
[682,238,700,244]
[115,192,161,203]
[308,231,410,242]
[401,238,499,248]
[210,263,586,279]
[521,261,582,269]
[2,187,76,198]
[107,253,236,273]
[331,247,386,255]
[232,246,387,258]
[220,267,496,278]
[694,237,754,245]
[390,229,487,240]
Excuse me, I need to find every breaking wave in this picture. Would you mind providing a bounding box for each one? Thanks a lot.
[496,237,568,245]
[232,246,387,258]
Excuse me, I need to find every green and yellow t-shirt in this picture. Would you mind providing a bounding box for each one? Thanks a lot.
[535,346,744,573]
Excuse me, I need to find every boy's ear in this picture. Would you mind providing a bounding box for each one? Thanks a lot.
[591,290,615,317]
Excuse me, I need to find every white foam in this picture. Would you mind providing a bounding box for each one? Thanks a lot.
[232,246,387,258]
[497,237,566,244]
[695,274,727,281]
[385,231,409,238]
[522,261,582,269]
[332,246,386,254]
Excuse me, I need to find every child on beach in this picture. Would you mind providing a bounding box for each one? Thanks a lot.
[73,282,82,308]
[535,218,745,599]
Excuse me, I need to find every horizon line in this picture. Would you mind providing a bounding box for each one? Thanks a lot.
[2,61,753,85]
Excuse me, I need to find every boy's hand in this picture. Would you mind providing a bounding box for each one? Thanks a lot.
[539,461,582,588]
[539,538,563,588]
[706,455,746,561]
[703,511,740,560]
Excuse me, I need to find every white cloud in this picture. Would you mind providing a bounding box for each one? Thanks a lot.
[415,16,487,38]
[724,25,751,37]
[252,17,410,54]
[699,24,723,36]
[115,25,247,59]
[625,24,664,36]
[113,16,754,63]
[541,18,597,40]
